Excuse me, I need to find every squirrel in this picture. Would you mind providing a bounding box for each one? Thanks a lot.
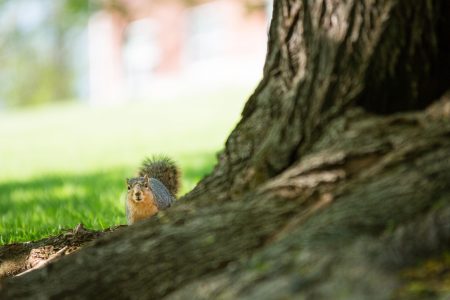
[125,156,180,225]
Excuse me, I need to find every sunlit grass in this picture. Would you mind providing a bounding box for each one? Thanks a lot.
[0,87,250,244]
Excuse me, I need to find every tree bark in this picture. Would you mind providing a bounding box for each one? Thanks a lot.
[1,0,449,299]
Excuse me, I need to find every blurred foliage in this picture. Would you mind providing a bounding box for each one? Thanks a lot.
[0,0,100,108]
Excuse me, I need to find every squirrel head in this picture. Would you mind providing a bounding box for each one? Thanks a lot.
[126,175,153,203]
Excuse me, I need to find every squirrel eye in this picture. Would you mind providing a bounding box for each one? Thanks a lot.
[127,185,131,190]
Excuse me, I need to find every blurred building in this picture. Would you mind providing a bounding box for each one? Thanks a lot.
[88,0,271,105]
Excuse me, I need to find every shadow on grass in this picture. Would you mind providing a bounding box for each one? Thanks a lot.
[0,156,216,245]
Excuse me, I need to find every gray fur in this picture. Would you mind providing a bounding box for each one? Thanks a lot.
[149,177,175,210]
[125,199,131,224]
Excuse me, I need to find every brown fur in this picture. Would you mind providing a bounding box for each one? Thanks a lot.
[126,178,158,224]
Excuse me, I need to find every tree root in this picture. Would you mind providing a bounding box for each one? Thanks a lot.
[0,223,124,279]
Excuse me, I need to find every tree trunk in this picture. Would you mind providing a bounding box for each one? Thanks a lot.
[1,0,449,299]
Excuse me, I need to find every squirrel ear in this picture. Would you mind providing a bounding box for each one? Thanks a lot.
[126,178,129,184]
[144,174,149,180]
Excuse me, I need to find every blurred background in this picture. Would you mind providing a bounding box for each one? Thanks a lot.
[0,0,271,107]
[0,0,272,243]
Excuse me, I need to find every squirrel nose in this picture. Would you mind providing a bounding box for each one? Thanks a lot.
[135,191,141,196]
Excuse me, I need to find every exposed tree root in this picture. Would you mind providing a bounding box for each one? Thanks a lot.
[0,223,124,279]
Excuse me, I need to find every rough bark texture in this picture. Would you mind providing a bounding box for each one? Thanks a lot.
[1,0,449,299]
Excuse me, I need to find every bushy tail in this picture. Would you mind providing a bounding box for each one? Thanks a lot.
[138,156,180,196]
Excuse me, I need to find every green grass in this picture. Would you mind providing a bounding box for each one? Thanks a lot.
[0,87,250,244]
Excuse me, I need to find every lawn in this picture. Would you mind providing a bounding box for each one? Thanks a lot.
[0,87,249,244]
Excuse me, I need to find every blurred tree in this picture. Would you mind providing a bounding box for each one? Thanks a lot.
[1,0,450,299]
[0,0,98,107]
